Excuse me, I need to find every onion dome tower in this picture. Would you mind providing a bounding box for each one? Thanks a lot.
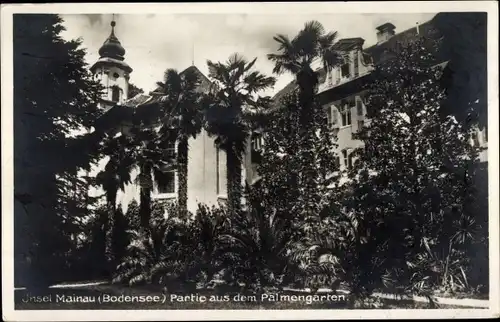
[90,16,133,110]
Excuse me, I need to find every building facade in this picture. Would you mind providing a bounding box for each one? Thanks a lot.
[246,17,488,187]
[90,16,488,216]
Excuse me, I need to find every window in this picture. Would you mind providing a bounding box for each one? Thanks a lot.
[327,105,339,128]
[216,147,220,195]
[113,72,119,79]
[342,149,353,170]
[157,172,175,194]
[251,134,264,164]
[111,87,120,102]
[164,140,176,160]
[158,139,176,194]
[341,62,350,78]
[252,134,263,151]
[353,50,359,77]
[340,101,352,126]
[335,156,341,169]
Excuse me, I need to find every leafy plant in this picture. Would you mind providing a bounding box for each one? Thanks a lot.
[215,186,296,291]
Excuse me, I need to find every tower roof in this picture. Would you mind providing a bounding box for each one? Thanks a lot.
[90,17,132,74]
[98,19,126,61]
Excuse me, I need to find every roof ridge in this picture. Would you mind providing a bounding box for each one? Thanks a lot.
[363,17,435,52]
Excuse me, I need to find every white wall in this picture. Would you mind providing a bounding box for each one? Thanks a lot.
[95,65,129,104]
[185,128,227,213]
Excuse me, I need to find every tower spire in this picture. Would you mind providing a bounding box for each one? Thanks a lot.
[111,14,116,35]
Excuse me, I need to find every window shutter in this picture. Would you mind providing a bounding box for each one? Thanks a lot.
[347,101,353,126]
[356,97,364,116]
[327,71,333,86]
[354,50,359,77]
[336,68,341,84]
[331,105,339,126]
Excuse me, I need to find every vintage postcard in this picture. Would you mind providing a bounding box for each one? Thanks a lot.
[1,1,499,320]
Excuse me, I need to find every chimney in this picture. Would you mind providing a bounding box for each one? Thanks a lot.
[376,22,396,44]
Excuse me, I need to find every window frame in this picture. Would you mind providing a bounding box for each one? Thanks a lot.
[251,134,263,151]
[353,50,359,77]
[341,62,350,78]
[157,171,176,195]
[340,101,352,127]
[327,104,339,128]
[156,139,177,195]
[342,149,353,170]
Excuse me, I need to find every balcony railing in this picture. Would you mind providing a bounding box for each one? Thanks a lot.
[317,70,373,94]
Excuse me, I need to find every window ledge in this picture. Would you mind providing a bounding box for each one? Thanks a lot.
[153,193,176,200]
[217,195,228,202]
[339,125,353,129]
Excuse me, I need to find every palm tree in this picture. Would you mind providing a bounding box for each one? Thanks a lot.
[204,53,276,214]
[216,188,294,290]
[95,133,136,271]
[192,204,229,285]
[112,214,186,286]
[129,126,174,231]
[156,67,204,217]
[267,20,343,130]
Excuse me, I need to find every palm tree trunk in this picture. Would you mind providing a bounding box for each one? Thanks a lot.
[139,165,152,231]
[226,147,242,214]
[177,137,189,220]
[297,68,317,132]
[105,189,117,275]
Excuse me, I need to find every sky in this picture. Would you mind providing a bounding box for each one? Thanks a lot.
[60,12,437,97]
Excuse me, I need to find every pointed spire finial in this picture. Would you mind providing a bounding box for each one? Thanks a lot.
[111,14,116,34]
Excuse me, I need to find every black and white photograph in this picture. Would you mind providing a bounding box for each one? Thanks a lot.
[1,2,499,320]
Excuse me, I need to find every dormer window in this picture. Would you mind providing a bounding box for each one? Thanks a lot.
[353,50,359,77]
[341,62,350,78]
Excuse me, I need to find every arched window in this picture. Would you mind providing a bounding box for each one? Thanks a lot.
[111,86,120,102]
